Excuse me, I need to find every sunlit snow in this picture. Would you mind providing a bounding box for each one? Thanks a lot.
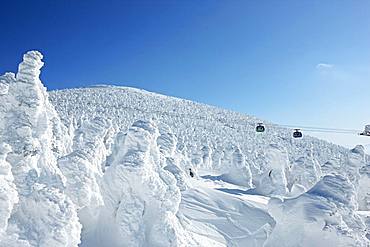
[0,51,369,246]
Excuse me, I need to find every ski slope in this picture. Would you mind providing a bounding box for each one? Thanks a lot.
[0,51,369,246]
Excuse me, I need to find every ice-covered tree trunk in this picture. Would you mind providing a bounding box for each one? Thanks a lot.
[0,51,81,247]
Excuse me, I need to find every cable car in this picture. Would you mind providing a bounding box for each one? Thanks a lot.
[256,123,265,133]
[360,125,370,136]
[293,129,302,138]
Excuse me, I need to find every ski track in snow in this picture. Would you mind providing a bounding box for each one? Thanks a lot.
[0,51,369,246]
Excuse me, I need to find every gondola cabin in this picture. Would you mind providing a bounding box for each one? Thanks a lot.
[293,129,302,138]
[256,123,265,133]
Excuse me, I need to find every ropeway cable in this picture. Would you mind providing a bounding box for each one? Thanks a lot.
[273,124,360,132]
[298,129,359,134]
[268,123,362,134]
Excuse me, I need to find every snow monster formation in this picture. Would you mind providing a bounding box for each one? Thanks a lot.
[58,117,112,211]
[0,143,20,246]
[90,120,198,247]
[0,51,369,246]
[0,51,81,246]
[287,145,322,196]
[0,51,199,246]
[252,144,290,197]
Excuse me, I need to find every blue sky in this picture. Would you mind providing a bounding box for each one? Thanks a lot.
[1,0,370,146]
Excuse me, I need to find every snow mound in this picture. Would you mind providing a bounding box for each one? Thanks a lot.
[266,174,369,246]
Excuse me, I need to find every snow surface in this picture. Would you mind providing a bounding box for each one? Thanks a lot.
[0,51,369,246]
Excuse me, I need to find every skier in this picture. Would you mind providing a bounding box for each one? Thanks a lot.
[268,169,273,177]
[189,168,194,178]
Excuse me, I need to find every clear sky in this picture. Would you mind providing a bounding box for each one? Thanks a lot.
[1,0,370,148]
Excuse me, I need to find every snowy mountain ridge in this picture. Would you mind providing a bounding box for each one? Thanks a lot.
[0,51,369,246]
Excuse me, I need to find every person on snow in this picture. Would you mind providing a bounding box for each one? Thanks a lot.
[189,168,195,178]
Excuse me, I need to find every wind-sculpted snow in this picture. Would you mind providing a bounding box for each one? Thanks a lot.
[287,145,322,194]
[217,146,253,188]
[48,85,352,196]
[0,73,14,95]
[251,144,290,196]
[319,145,370,211]
[359,162,370,211]
[1,51,370,246]
[351,146,370,211]
[47,81,370,245]
[58,116,112,211]
[47,60,370,245]
[265,174,370,246]
[0,51,80,246]
[85,120,199,247]
[158,124,191,191]
[0,144,18,239]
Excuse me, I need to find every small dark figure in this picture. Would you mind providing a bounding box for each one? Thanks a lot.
[189,168,194,178]
[268,170,272,177]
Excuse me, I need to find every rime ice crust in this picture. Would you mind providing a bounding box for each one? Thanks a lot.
[58,117,111,210]
[0,51,369,246]
[0,51,81,246]
[85,120,198,247]
[0,144,18,235]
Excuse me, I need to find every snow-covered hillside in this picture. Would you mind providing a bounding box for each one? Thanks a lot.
[1,51,369,246]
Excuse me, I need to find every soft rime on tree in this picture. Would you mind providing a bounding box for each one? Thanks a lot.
[0,51,81,247]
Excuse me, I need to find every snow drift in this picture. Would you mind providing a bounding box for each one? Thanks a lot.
[266,174,368,247]
[0,51,369,246]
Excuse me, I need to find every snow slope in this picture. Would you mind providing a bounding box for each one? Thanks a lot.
[0,51,369,246]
